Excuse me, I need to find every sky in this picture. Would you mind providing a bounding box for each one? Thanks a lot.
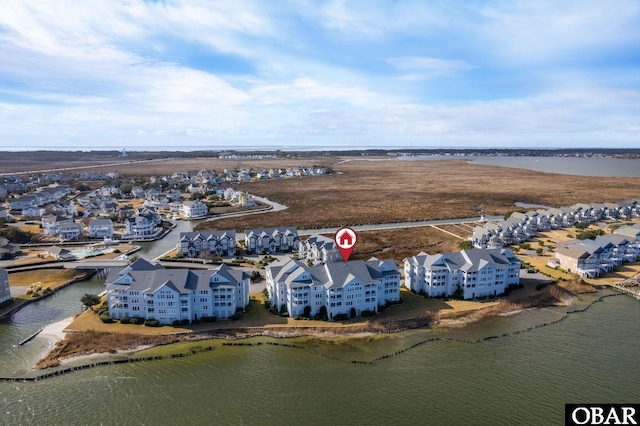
[1,0,639,151]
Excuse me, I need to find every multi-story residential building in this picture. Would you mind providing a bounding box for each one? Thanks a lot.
[297,234,341,265]
[244,227,299,254]
[41,215,81,241]
[0,268,11,305]
[404,248,521,299]
[10,195,37,211]
[106,259,249,324]
[178,231,237,258]
[88,219,114,239]
[180,200,208,218]
[124,215,157,237]
[554,246,600,279]
[266,257,400,320]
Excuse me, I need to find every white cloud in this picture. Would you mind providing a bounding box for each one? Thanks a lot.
[384,57,476,80]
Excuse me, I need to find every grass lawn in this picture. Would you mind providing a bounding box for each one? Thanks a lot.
[8,269,83,288]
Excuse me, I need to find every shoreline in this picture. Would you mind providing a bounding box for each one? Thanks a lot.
[26,284,601,375]
[0,287,623,382]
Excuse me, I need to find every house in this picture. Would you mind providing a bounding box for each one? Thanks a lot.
[106,259,250,324]
[41,215,81,241]
[10,195,37,211]
[131,186,145,198]
[555,246,600,279]
[0,268,10,305]
[124,215,157,237]
[265,257,400,320]
[180,200,208,218]
[57,222,82,241]
[178,231,237,258]
[0,237,18,259]
[244,227,299,254]
[0,207,12,220]
[22,206,45,218]
[88,219,114,239]
[298,234,341,265]
[404,248,521,299]
[614,225,640,242]
[45,246,76,261]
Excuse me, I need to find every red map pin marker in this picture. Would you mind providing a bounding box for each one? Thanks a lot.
[335,227,357,262]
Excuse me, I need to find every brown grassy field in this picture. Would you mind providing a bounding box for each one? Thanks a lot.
[9,269,82,287]
[195,158,640,233]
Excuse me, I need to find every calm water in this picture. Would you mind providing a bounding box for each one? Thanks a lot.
[0,279,106,377]
[1,293,639,425]
[471,156,640,177]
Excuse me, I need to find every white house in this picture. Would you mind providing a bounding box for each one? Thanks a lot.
[124,215,157,237]
[106,259,250,324]
[88,219,114,239]
[10,195,37,211]
[180,200,208,218]
[297,234,341,265]
[22,206,45,218]
[266,257,400,320]
[0,268,10,305]
[555,246,600,279]
[178,231,237,258]
[244,227,299,254]
[404,248,521,299]
[41,215,81,241]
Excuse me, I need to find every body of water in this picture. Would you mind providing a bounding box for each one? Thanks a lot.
[471,156,640,177]
[398,155,640,177]
[0,293,639,425]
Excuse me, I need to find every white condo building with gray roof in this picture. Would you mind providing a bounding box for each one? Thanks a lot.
[266,257,400,319]
[404,248,521,299]
[106,259,249,324]
[178,230,237,258]
[0,268,10,305]
[297,234,341,265]
[244,227,299,254]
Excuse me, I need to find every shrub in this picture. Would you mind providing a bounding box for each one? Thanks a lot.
[264,300,271,309]
[97,308,108,316]
[180,319,190,325]
[350,307,356,318]
[144,319,160,327]
[459,240,473,250]
[191,319,200,325]
[120,317,131,324]
[201,316,216,323]
[130,317,143,325]
[99,314,113,323]
[172,320,181,326]
[293,315,302,320]
[361,310,375,317]
[333,313,349,321]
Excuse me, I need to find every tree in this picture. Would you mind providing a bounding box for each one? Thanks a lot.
[303,305,312,318]
[535,247,544,256]
[81,293,101,311]
[452,284,464,300]
[127,255,140,265]
[119,183,133,196]
[250,271,262,282]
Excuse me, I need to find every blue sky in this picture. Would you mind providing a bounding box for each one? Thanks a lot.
[1,0,639,150]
